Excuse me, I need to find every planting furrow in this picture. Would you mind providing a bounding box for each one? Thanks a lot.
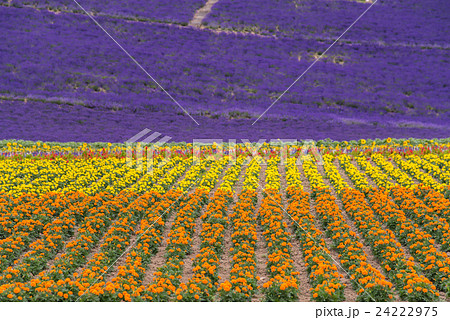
[257,157,300,301]
[138,161,200,287]
[176,160,232,293]
[252,163,270,302]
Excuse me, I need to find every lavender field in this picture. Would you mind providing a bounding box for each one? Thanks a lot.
[0,0,449,142]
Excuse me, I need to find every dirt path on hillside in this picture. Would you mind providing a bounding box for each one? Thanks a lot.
[189,0,219,27]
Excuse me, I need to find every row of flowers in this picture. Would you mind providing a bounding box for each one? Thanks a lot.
[176,189,232,301]
[322,154,349,195]
[198,157,229,193]
[219,156,245,192]
[218,157,261,301]
[285,186,345,301]
[259,189,299,301]
[259,157,299,301]
[302,158,328,195]
[419,154,450,185]
[285,157,302,190]
[371,154,413,188]
[392,154,443,191]
[303,159,395,301]
[354,155,396,190]
[1,140,449,160]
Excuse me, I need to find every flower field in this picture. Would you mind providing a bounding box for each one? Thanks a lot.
[0,0,449,310]
[0,139,449,302]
